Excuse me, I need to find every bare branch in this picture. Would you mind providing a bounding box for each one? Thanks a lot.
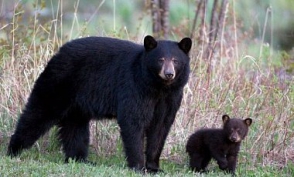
[151,0,161,38]
[150,0,169,39]
[214,0,228,42]
[209,0,219,43]
[190,0,203,38]
[160,0,170,39]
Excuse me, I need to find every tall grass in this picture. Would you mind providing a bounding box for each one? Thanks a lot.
[0,0,293,175]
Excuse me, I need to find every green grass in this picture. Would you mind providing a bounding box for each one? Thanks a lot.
[0,140,293,177]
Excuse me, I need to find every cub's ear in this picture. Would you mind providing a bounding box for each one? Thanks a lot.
[244,118,252,126]
[178,37,192,54]
[222,114,230,123]
[144,35,157,51]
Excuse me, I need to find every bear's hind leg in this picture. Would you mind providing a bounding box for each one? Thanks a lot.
[8,109,56,157]
[189,153,205,172]
[201,155,212,172]
[58,115,90,163]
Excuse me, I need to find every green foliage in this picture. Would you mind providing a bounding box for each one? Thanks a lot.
[236,0,294,50]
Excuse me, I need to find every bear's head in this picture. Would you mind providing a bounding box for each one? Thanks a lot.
[222,114,252,143]
[143,35,192,86]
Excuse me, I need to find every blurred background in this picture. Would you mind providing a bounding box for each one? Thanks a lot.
[1,0,294,50]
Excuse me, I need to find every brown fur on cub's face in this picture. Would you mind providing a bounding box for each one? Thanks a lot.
[222,114,252,143]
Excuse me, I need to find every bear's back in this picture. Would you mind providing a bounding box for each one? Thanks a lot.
[186,129,225,153]
[58,37,143,60]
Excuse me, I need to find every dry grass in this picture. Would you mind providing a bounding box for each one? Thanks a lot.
[164,50,294,168]
[0,1,293,173]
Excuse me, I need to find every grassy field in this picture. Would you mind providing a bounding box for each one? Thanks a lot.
[0,136,293,177]
[1,1,294,176]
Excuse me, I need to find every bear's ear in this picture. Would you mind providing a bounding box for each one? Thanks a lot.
[244,118,252,126]
[222,114,230,123]
[178,37,192,54]
[144,35,157,51]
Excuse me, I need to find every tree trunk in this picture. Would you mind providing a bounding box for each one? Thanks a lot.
[151,0,170,39]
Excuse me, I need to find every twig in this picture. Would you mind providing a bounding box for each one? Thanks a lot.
[190,0,203,38]
[209,0,218,43]
[259,6,272,59]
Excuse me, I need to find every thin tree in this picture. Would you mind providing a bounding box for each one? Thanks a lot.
[150,0,170,39]
[191,0,229,61]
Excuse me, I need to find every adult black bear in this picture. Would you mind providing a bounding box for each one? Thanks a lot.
[8,35,192,173]
[186,115,252,174]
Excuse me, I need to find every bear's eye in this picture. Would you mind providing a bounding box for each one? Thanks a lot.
[158,58,164,64]
[172,58,179,65]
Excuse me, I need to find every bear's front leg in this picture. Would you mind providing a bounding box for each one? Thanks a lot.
[226,146,240,175]
[217,158,228,170]
[211,151,228,170]
[145,96,180,173]
[145,118,175,173]
[226,154,238,174]
[145,120,168,174]
[118,117,145,172]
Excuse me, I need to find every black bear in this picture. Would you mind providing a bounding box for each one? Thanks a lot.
[186,114,252,174]
[7,35,192,173]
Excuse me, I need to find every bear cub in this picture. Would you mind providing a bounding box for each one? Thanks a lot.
[186,114,252,174]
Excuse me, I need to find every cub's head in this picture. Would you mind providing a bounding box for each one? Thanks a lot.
[143,35,192,86]
[222,114,252,143]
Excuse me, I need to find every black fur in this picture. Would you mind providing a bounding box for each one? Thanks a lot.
[186,115,252,174]
[7,35,192,173]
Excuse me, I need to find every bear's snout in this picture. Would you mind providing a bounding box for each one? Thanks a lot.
[229,132,241,142]
[230,136,238,142]
[165,73,174,80]
[159,59,176,81]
